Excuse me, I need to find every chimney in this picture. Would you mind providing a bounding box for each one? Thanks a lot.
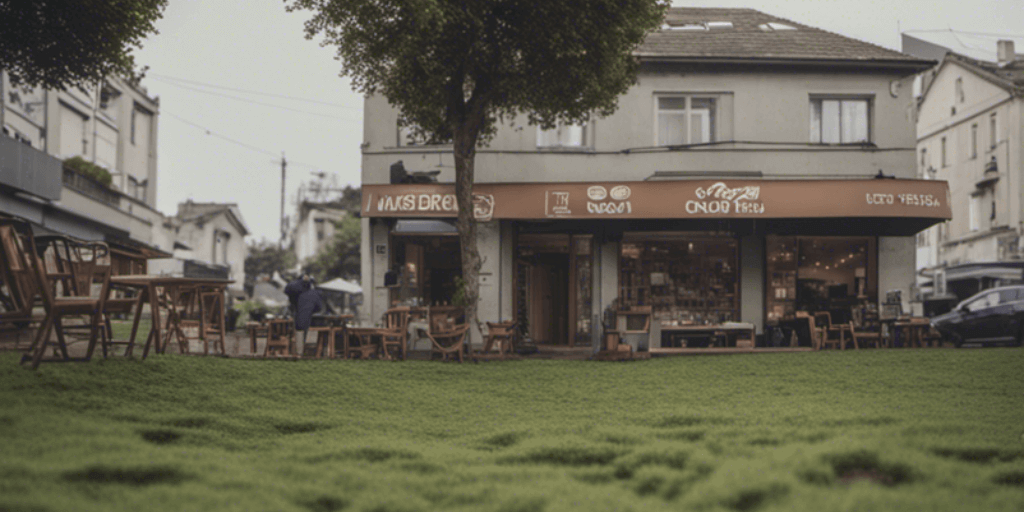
[997,40,1015,65]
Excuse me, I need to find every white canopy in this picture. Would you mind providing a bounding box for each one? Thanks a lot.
[318,277,362,294]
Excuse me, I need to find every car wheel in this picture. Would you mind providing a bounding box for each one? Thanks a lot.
[951,333,964,348]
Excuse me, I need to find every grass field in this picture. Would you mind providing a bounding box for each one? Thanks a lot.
[1,349,1022,511]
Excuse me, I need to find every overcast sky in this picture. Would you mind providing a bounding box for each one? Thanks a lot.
[133,0,1024,243]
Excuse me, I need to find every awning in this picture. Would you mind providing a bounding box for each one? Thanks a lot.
[393,219,458,235]
[318,277,362,294]
[362,179,951,235]
[945,263,1024,282]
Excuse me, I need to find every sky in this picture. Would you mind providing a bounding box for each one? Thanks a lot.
[133,0,1024,244]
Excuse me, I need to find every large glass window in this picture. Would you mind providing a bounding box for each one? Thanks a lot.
[810,98,869,144]
[766,236,876,324]
[619,234,738,325]
[657,96,716,146]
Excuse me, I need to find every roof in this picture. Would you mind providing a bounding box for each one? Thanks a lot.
[174,201,250,236]
[638,8,932,70]
[931,52,1024,97]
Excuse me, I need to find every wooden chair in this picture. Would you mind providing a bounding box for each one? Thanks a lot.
[482,321,517,358]
[848,321,883,349]
[815,311,852,349]
[796,311,829,350]
[346,327,382,359]
[0,219,41,332]
[21,235,111,369]
[427,323,470,362]
[263,319,294,357]
[198,291,226,355]
[380,307,410,360]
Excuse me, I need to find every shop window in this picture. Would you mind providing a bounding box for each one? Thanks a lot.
[537,122,587,148]
[810,98,869,144]
[619,234,738,325]
[656,95,717,146]
[389,235,461,306]
[766,236,875,326]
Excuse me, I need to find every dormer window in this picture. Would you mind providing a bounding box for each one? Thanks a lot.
[759,22,796,31]
[662,23,706,31]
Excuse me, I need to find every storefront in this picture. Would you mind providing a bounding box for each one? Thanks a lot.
[362,179,951,348]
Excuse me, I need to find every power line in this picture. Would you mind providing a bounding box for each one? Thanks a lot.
[163,111,329,171]
[150,76,362,122]
[150,73,361,110]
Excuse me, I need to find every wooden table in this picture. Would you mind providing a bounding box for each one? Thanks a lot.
[308,314,353,358]
[655,324,756,350]
[889,317,933,348]
[109,275,232,358]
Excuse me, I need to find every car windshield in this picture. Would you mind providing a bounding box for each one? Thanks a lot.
[963,292,997,312]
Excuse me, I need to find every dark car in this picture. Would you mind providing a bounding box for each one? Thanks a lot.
[931,285,1024,347]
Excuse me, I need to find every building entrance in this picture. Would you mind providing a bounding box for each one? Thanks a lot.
[515,233,593,346]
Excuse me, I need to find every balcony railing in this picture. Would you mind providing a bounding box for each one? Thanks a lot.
[62,167,120,207]
[0,135,62,200]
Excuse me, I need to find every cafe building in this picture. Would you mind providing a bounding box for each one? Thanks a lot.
[358,8,950,349]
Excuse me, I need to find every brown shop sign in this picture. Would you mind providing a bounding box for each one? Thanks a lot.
[363,179,950,221]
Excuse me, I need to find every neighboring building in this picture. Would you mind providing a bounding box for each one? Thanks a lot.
[291,200,348,263]
[905,37,1024,306]
[0,72,169,270]
[359,8,946,349]
[150,201,250,294]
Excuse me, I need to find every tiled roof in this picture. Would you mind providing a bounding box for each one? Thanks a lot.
[944,52,1024,96]
[639,8,929,65]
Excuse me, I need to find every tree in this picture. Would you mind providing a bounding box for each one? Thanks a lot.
[0,0,167,89]
[304,215,361,283]
[244,240,297,290]
[287,0,668,332]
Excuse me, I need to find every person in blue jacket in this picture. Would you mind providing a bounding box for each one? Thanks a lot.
[284,274,323,348]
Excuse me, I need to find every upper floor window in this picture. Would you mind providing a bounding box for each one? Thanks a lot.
[656,95,717,146]
[810,98,869,144]
[970,124,978,159]
[537,122,587,148]
[941,137,948,167]
[989,112,998,150]
[127,176,147,202]
[955,77,964,104]
[919,148,928,175]
[314,217,326,241]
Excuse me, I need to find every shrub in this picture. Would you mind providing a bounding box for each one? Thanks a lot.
[64,156,113,187]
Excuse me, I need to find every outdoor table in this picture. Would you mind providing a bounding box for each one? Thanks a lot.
[308,314,352,358]
[109,275,233,358]
[345,326,385,359]
[891,317,932,348]
[656,323,756,350]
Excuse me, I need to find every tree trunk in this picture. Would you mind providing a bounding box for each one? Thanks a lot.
[453,127,483,341]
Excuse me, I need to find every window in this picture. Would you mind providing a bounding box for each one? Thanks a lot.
[314,217,326,241]
[920,148,928,175]
[989,112,998,149]
[127,176,147,202]
[397,122,430,147]
[810,98,869,143]
[917,230,929,247]
[130,107,137,145]
[941,137,948,167]
[955,77,964,103]
[656,96,717,146]
[970,124,978,159]
[964,292,996,313]
[537,122,587,148]
[969,195,980,231]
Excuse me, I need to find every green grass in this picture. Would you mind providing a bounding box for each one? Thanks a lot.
[1,349,1022,511]
[109,318,152,342]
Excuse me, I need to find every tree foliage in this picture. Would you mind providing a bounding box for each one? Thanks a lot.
[287,0,668,327]
[0,0,167,89]
[244,240,297,287]
[304,215,361,283]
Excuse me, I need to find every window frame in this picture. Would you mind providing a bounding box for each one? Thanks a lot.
[989,112,998,150]
[808,96,872,144]
[970,123,978,159]
[941,137,948,167]
[536,120,591,149]
[654,94,720,147]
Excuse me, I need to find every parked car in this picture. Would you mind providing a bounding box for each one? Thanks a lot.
[931,285,1024,347]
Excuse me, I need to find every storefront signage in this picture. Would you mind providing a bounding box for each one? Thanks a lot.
[362,179,951,223]
[686,182,765,215]
[372,191,494,221]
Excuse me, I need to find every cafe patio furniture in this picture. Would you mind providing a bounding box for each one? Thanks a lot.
[814,311,852,349]
[0,218,41,332]
[108,275,233,358]
[346,327,383,359]
[264,319,295,357]
[848,321,883,349]
[426,323,470,362]
[795,312,828,350]
[380,307,410,360]
[481,320,517,358]
[20,234,111,369]
[307,314,352,358]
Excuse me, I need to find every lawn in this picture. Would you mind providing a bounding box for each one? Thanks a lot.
[1,349,1022,512]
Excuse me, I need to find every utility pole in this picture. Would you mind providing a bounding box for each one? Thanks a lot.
[280,151,287,249]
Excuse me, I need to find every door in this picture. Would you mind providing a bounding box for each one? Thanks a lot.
[528,255,569,344]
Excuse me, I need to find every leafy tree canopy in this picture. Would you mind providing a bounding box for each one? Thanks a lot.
[0,0,167,89]
[245,240,297,286]
[287,0,668,143]
[304,215,361,283]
